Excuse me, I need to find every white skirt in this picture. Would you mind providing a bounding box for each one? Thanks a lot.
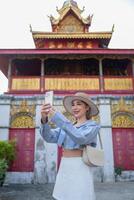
[53,157,96,200]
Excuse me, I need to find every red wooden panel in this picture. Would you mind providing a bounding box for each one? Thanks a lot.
[57,146,63,170]
[127,130,134,148]
[127,150,134,169]
[112,128,134,170]
[9,128,35,172]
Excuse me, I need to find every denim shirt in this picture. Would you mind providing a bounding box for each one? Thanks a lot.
[40,111,101,150]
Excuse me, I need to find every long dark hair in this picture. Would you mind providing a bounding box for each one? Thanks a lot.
[82,101,91,120]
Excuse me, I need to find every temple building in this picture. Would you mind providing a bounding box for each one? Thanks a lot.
[0,0,134,184]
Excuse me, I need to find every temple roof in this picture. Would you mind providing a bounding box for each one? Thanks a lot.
[31,1,114,48]
[32,31,112,39]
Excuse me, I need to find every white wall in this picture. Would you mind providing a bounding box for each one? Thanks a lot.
[0,97,11,141]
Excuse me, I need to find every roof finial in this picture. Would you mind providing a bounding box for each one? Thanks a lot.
[68,0,72,6]
[112,24,115,32]
[56,6,59,12]
[81,6,85,13]
[29,24,32,32]
[63,0,78,8]
[48,15,56,24]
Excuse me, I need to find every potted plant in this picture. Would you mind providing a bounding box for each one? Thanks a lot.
[0,140,16,186]
[114,166,123,181]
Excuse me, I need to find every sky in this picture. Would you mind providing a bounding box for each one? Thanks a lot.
[0,0,134,94]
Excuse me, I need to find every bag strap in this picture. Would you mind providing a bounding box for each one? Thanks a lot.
[98,132,103,150]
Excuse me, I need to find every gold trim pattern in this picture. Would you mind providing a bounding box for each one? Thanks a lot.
[11,100,35,116]
[104,78,133,90]
[11,115,34,128]
[112,98,134,128]
[33,32,112,39]
[112,98,134,114]
[12,78,40,90]
[10,100,35,128]
[45,78,100,90]
[112,115,134,128]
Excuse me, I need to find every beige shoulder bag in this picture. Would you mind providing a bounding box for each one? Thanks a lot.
[82,133,105,167]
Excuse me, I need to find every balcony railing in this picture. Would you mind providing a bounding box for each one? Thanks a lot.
[45,76,100,91]
[10,75,134,94]
[11,76,41,92]
[103,76,134,92]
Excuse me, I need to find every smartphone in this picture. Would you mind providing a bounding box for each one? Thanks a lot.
[45,91,54,106]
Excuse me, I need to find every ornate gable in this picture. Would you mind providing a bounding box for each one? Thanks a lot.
[49,0,93,33]
[57,11,84,33]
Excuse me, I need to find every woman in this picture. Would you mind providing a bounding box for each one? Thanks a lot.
[40,92,100,200]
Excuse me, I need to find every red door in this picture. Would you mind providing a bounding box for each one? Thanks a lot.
[112,128,134,170]
[9,128,35,172]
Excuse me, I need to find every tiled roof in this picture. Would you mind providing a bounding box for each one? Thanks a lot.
[32,32,112,39]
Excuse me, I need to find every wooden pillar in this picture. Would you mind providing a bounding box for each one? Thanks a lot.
[7,58,12,92]
[99,58,104,92]
[41,59,44,92]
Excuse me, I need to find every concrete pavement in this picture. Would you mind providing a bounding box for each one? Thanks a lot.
[0,182,134,200]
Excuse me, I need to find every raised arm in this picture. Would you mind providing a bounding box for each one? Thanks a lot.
[50,111,100,145]
[40,103,61,143]
[40,123,61,143]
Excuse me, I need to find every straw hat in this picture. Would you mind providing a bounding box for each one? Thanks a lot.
[63,92,99,117]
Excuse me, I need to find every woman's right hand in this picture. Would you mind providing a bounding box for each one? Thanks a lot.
[41,103,51,123]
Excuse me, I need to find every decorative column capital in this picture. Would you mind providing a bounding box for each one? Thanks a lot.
[98,97,111,105]
[99,57,103,62]
[41,58,44,62]
[9,58,12,63]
